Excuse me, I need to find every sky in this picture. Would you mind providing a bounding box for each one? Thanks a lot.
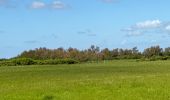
[0,0,170,58]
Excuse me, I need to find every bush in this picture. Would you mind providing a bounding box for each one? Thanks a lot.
[0,58,79,66]
[161,56,168,60]
[35,59,79,65]
[0,59,7,61]
[0,60,15,66]
[146,56,168,61]
[11,58,36,65]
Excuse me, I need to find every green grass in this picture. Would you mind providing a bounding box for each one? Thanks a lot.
[1,60,170,100]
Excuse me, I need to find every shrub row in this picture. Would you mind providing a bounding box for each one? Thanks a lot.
[0,58,79,66]
[137,56,169,61]
[35,59,79,65]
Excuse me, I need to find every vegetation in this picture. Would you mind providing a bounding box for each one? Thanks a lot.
[1,45,170,66]
[0,58,79,66]
[17,45,170,59]
[1,60,170,100]
[17,45,170,61]
[16,45,142,61]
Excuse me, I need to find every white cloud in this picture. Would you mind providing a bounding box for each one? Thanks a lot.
[29,0,69,10]
[122,20,170,36]
[30,1,46,9]
[0,0,69,10]
[122,27,141,36]
[165,25,170,31]
[135,20,161,29]
[51,1,67,9]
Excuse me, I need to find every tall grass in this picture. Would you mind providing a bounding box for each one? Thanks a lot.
[0,60,170,100]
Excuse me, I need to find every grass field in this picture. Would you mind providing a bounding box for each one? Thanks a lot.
[1,60,170,100]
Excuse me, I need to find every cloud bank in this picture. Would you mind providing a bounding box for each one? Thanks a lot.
[0,0,116,10]
[122,20,170,36]
[30,0,69,10]
[0,0,69,10]
[30,1,46,9]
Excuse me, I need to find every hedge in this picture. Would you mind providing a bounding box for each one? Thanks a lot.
[0,58,79,66]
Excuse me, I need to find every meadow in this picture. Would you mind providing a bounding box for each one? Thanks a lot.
[1,60,170,100]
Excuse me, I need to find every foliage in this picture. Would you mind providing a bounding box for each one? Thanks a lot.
[35,59,79,65]
[0,58,79,66]
[0,60,15,66]
[2,45,170,66]
[11,58,36,65]
[16,45,143,62]
[17,45,170,62]
[143,46,163,58]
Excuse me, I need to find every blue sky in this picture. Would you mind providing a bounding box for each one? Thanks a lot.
[0,0,170,58]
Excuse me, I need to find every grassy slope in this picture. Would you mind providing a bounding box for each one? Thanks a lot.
[1,60,170,100]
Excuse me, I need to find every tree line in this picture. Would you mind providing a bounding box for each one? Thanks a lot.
[1,45,170,66]
[16,45,170,61]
